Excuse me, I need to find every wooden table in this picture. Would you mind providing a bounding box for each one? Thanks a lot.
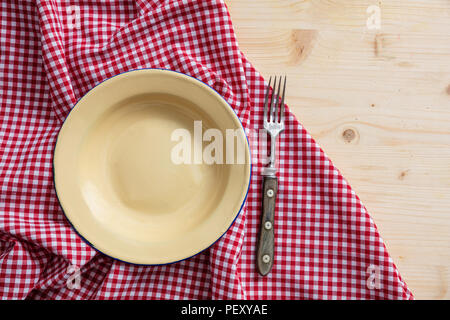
[225,0,450,300]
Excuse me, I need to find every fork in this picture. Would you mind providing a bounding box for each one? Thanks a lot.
[256,76,286,276]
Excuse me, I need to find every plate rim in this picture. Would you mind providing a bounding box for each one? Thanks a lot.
[52,68,252,265]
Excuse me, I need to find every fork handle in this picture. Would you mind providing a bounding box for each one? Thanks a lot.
[256,175,277,276]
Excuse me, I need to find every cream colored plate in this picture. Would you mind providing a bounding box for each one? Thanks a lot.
[54,69,251,264]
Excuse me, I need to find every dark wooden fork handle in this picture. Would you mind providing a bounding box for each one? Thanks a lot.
[256,176,277,276]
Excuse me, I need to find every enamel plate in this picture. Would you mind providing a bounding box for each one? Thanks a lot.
[54,69,251,265]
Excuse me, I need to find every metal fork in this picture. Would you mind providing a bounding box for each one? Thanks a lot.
[256,76,286,276]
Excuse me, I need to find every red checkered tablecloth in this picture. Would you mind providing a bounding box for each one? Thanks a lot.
[0,0,413,299]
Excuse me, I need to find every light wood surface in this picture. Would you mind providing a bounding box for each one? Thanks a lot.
[225,0,450,300]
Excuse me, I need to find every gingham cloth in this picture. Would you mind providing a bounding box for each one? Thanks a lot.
[0,0,413,299]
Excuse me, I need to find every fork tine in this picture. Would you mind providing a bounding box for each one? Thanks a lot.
[263,77,272,122]
[280,76,286,123]
[274,76,282,122]
[269,76,277,122]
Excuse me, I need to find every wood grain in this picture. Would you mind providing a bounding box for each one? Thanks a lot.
[225,0,450,299]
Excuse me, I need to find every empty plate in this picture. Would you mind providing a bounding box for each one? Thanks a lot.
[53,69,251,264]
